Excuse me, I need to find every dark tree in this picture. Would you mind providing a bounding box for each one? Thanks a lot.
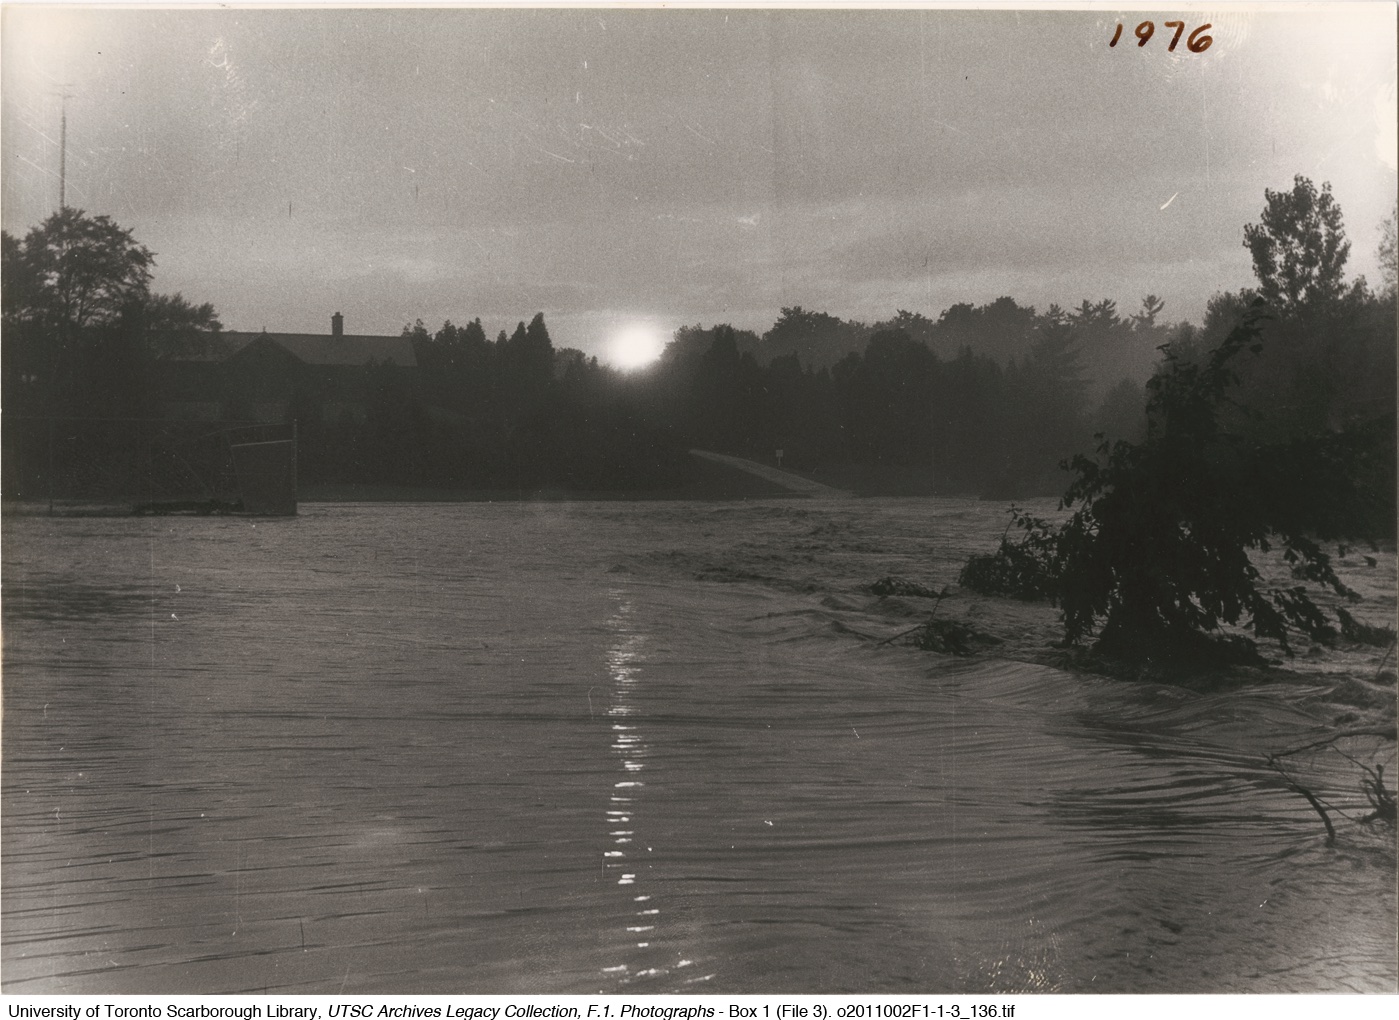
[1243,176,1351,318]
[929,297,1038,364]
[832,328,937,467]
[524,311,554,360]
[2,207,155,337]
[1201,182,1392,441]
[994,306,1090,494]
[1131,294,1166,329]
[133,292,222,361]
[494,315,554,423]
[761,306,868,369]
[1,230,39,327]
[1070,298,1120,339]
[937,347,1007,493]
[871,309,937,348]
[1378,203,1397,298]
[1091,377,1147,446]
[689,325,762,452]
[2,210,217,418]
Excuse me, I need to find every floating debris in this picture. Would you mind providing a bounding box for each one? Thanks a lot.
[867,576,941,599]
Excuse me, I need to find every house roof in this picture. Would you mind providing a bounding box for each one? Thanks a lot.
[220,331,418,368]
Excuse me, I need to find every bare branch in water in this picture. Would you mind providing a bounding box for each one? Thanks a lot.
[1271,727,1397,759]
[1268,755,1337,844]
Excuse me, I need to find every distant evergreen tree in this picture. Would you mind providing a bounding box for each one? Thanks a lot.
[688,324,762,452]
[1131,294,1166,329]
[938,347,1007,493]
[995,307,1090,494]
[1091,378,1147,446]
[832,328,937,467]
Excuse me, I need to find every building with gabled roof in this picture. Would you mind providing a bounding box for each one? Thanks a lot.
[160,313,418,423]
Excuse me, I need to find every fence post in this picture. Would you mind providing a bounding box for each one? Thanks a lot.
[292,417,299,513]
[47,417,54,516]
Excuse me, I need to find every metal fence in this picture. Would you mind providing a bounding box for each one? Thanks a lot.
[2,416,294,515]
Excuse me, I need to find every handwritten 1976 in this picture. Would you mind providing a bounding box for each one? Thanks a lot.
[1110,21,1213,53]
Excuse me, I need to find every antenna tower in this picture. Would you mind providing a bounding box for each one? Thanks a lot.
[56,87,74,210]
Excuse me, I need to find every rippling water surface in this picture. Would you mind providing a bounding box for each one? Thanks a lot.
[3,499,1395,993]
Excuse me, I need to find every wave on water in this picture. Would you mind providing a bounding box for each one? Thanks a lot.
[2,498,1393,994]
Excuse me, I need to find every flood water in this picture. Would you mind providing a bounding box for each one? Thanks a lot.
[2,499,1395,994]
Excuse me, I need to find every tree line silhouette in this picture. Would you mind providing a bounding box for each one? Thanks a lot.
[637,297,1166,496]
[3,177,1394,507]
[309,293,1166,495]
[959,177,1395,667]
[301,312,692,492]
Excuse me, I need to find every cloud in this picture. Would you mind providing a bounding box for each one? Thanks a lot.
[466,280,594,318]
[6,7,1393,355]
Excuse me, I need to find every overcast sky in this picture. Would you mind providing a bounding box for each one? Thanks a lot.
[3,3,1395,363]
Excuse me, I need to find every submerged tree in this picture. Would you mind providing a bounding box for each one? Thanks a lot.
[1047,301,1390,663]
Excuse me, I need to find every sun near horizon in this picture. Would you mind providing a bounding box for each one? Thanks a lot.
[608,323,667,371]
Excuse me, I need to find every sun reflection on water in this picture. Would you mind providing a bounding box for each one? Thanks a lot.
[597,592,712,989]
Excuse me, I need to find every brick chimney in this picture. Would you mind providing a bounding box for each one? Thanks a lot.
[331,312,344,337]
